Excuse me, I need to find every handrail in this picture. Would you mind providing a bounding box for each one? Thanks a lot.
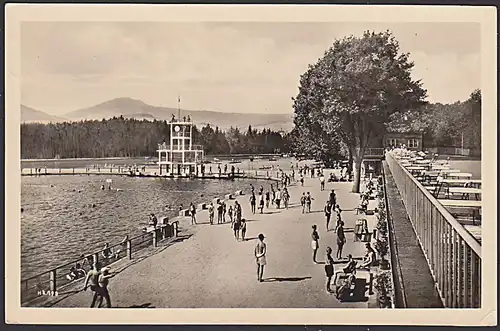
[21,221,179,304]
[386,151,481,308]
[387,153,481,256]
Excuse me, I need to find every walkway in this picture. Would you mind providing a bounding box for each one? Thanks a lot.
[47,171,380,308]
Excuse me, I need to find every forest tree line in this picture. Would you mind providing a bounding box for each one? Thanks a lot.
[20,117,291,159]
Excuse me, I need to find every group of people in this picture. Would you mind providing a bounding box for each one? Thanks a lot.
[249,184,290,213]
[83,262,114,308]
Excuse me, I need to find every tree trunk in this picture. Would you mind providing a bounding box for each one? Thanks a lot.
[352,156,363,193]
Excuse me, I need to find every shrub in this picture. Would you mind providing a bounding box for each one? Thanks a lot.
[375,238,389,261]
[374,271,393,308]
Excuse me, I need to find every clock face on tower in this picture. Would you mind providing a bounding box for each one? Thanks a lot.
[174,125,181,132]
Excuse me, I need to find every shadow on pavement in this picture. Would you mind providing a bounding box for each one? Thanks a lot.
[244,237,258,241]
[125,302,155,308]
[340,278,369,302]
[262,276,312,282]
[263,211,280,215]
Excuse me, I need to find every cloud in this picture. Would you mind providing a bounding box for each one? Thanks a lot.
[20,22,481,114]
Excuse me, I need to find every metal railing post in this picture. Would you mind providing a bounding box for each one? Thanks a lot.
[49,270,56,292]
[127,240,132,259]
[153,229,158,247]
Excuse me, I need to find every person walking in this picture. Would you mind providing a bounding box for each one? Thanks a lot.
[305,192,314,213]
[232,216,241,241]
[271,186,276,206]
[254,234,267,282]
[235,201,242,222]
[240,219,247,241]
[189,202,197,225]
[336,221,346,260]
[275,188,282,209]
[325,247,335,293]
[250,193,256,214]
[324,200,332,231]
[319,173,326,191]
[300,193,306,213]
[329,189,337,207]
[300,175,304,186]
[283,188,290,209]
[83,262,102,308]
[334,205,342,232]
[96,267,114,308]
[311,225,320,263]
[265,190,270,209]
[208,202,214,225]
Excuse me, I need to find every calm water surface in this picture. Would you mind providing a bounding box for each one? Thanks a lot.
[21,174,272,280]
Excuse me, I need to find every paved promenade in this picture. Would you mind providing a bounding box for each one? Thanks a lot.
[49,172,379,308]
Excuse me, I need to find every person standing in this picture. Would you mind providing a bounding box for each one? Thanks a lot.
[271,186,276,206]
[217,202,224,224]
[235,201,242,222]
[300,175,304,186]
[83,262,102,308]
[189,202,197,225]
[250,193,256,214]
[222,201,227,223]
[258,193,265,214]
[254,234,267,282]
[305,192,313,213]
[208,202,215,225]
[311,225,320,263]
[325,247,335,293]
[265,189,271,209]
[275,188,282,209]
[319,173,326,191]
[240,219,247,241]
[227,205,233,223]
[324,201,332,231]
[336,221,346,260]
[300,193,306,213]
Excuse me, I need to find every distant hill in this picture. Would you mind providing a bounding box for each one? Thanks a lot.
[21,105,67,123]
[62,97,294,132]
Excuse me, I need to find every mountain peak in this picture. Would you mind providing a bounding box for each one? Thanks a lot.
[99,97,149,108]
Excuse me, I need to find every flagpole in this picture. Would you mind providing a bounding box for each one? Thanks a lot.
[178,94,181,120]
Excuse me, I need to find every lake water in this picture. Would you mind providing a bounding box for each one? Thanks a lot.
[447,160,482,179]
[21,174,272,280]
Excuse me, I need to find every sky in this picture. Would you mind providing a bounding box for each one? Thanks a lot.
[21,21,481,115]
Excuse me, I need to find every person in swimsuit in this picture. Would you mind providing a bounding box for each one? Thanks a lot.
[208,202,214,225]
[258,193,265,213]
[189,203,197,225]
[336,221,347,260]
[311,225,320,263]
[240,219,247,241]
[254,234,267,282]
[97,267,114,308]
[324,246,335,293]
[324,200,332,231]
[83,262,102,308]
[227,205,233,223]
[233,217,240,241]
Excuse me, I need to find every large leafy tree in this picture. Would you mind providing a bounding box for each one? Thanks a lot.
[293,30,427,192]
